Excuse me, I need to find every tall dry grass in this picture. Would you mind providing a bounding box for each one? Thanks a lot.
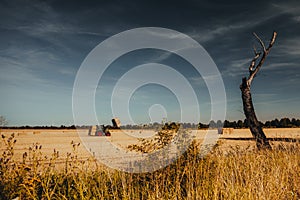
[0,133,299,200]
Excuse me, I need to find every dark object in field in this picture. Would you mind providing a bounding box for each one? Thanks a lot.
[112,118,121,128]
[88,118,121,136]
[240,31,277,150]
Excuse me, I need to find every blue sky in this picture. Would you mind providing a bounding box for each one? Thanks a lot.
[0,0,300,126]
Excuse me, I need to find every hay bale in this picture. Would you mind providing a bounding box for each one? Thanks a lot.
[17,132,27,136]
[112,118,121,128]
[222,128,234,134]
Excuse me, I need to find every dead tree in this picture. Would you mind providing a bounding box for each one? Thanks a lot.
[240,31,277,150]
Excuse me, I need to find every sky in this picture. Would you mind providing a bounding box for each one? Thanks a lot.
[0,0,300,126]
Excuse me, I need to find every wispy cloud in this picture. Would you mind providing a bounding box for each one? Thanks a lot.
[221,58,251,77]
[188,24,248,43]
[264,62,298,71]
[276,38,300,57]
[256,96,300,106]
[293,16,300,23]
[0,60,71,91]
[149,51,173,63]
[186,2,291,44]
[271,2,300,16]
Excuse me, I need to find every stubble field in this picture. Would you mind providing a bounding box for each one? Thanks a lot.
[1,128,300,199]
[1,128,300,163]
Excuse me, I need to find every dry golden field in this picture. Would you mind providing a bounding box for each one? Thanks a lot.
[1,128,300,164]
[1,128,300,199]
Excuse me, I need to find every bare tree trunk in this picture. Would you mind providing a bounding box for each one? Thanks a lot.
[240,31,277,150]
[240,78,271,149]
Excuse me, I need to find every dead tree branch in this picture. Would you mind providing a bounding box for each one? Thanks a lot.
[240,31,277,150]
[247,31,277,86]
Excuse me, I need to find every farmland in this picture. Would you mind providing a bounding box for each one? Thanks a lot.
[1,128,300,199]
[1,128,300,162]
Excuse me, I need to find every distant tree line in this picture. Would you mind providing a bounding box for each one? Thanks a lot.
[0,125,89,129]
[120,122,200,130]
[1,117,300,129]
[219,117,300,129]
[121,117,300,130]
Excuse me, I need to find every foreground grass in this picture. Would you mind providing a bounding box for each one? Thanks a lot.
[1,133,300,200]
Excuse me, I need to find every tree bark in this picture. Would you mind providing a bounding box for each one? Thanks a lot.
[240,31,277,150]
[240,78,271,149]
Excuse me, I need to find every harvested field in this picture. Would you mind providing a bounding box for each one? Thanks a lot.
[219,128,300,151]
[1,128,300,164]
[1,128,300,199]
